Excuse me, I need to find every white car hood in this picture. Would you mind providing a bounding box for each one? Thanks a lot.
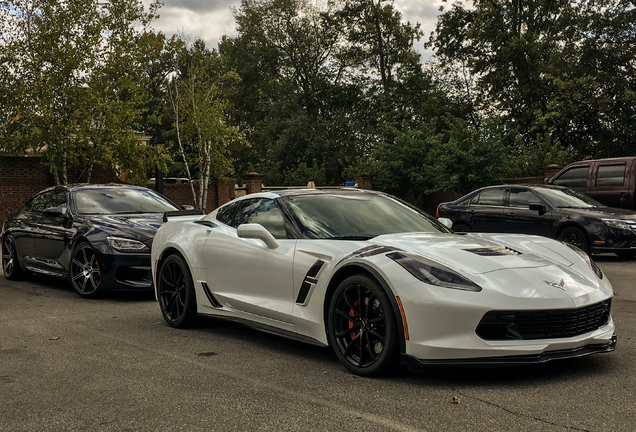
[372,232,575,275]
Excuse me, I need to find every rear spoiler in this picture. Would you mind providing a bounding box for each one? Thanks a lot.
[163,209,205,222]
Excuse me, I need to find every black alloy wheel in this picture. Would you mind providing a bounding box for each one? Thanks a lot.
[328,274,399,376]
[558,226,590,255]
[70,242,102,298]
[2,235,29,280]
[157,254,197,328]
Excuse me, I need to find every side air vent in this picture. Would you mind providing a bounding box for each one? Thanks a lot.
[296,260,325,304]
[465,246,521,256]
[201,282,222,308]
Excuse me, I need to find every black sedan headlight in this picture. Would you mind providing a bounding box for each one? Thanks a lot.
[106,236,150,253]
[387,252,482,292]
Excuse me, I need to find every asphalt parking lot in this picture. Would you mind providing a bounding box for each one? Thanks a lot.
[1,255,635,431]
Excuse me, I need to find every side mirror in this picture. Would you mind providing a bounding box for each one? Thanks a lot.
[181,205,195,210]
[237,223,279,249]
[437,217,453,229]
[529,203,546,215]
[43,206,68,218]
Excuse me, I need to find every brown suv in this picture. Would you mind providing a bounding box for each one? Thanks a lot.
[548,156,636,210]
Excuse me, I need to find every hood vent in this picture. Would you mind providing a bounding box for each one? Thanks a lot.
[465,246,521,256]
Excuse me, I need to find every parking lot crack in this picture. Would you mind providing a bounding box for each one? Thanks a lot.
[454,388,592,432]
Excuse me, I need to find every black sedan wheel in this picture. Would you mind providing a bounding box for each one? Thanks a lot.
[328,274,399,376]
[558,226,590,255]
[452,223,471,233]
[157,254,197,328]
[70,242,102,298]
[2,235,29,280]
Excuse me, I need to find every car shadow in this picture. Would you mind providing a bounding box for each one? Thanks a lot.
[185,315,618,385]
[20,273,155,302]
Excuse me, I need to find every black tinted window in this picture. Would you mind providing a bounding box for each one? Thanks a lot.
[508,189,536,208]
[472,189,505,206]
[233,198,286,239]
[24,190,63,213]
[596,164,626,187]
[551,166,589,188]
[216,202,238,225]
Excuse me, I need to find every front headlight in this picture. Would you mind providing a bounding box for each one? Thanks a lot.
[106,236,150,253]
[387,252,482,292]
[564,242,603,280]
[602,219,632,231]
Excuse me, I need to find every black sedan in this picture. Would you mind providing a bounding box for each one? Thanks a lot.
[437,184,636,257]
[1,184,183,298]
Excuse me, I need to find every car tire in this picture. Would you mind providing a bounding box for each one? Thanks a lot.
[453,224,471,233]
[328,274,399,376]
[157,254,197,328]
[70,242,103,298]
[2,235,30,280]
[558,226,590,255]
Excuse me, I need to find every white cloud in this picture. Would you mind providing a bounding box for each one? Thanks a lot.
[143,0,445,57]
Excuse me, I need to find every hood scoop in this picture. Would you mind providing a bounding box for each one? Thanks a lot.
[464,246,521,256]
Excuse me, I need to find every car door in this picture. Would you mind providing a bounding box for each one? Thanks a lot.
[502,187,553,236]
[6,199,42,267]
[589,161,631,209]
[34,189,74,273]
[202,198,296,327]
[466,188,506,231]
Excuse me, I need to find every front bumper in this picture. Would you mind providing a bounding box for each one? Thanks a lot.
[402,333,617,367]
[393,262,616,365]
[94,251,153,291]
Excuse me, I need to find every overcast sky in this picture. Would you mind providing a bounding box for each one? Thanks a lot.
[142,0,445,59]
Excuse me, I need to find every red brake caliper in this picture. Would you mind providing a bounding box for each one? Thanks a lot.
[348,300,359,340]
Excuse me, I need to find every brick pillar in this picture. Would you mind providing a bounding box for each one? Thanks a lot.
[354,174,373,190]
[216,176,234,207]
[244,173,264,194]
[543,164,563,182]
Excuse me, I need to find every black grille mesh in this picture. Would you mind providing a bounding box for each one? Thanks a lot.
[477,299,612,340]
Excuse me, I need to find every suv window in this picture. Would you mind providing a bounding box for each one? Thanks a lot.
[551,166,589,188]
[471,189,505,206]
[231,198,287,239]
[596,163,626,187]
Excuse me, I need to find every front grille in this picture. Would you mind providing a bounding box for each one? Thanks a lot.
[476,299,611,340]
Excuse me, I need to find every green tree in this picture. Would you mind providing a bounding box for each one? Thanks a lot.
[0,0,163,184]
[166,39,243,210]
[431,0,636,164]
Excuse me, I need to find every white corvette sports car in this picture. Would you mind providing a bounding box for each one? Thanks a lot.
[151,189,616,376]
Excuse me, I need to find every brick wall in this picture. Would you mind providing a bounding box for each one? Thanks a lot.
[0,156,121,229]
[156,179,235,213]
[0,155,237,230]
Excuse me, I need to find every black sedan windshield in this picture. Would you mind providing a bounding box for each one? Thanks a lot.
[284,193,448,239]
[72,188,179,215]
[536,188,604,208]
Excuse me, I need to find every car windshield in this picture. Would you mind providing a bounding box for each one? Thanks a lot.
[72,188,179,215]
[284,192,449,239]
[535,188,603,208]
